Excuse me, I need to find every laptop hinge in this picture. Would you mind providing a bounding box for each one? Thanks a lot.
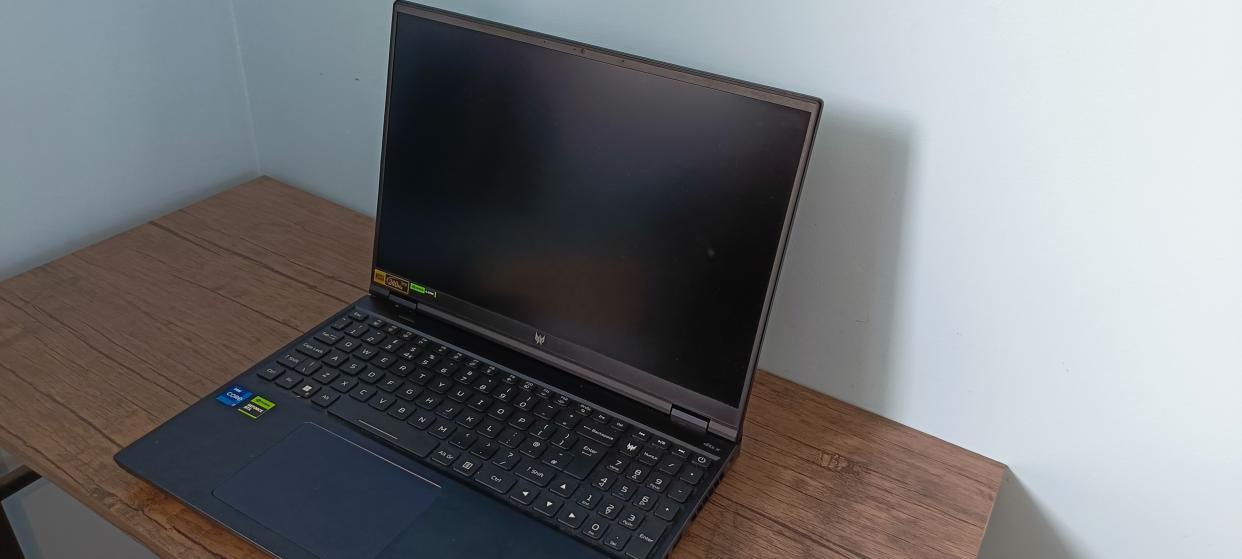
[670,406,710,435]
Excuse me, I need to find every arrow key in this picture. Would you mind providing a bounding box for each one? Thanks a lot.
[550,475,578,498]
[533,496,563,518]
[508,480,540,505]
[556,505,587,529]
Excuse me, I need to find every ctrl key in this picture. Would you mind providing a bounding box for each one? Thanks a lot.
[623,519,667,559]
[474,463,516,494]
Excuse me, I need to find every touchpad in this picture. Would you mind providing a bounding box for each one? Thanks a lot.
[213,423,440,559]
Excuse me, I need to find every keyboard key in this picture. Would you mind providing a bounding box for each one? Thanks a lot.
[517,462,553,486]
[372,353,396,369]
[612,481,638,502]
[632,489,658,511]
[582,516,608,540]
[550,476,578,498]
[475,463,516,494]
[340,360,365,376]
[391,361,415,377]
[448,386,471,402]
[428,377,453,394]
[489,404,513,421]
[509,481,539,505]
[598,496,623,519]
[619,510,644,530]
[658,457,683,476]
[577,423,621,447]
[619,438,643,456]
[369,394,395,411]
[396,384,422,400]
[470,439,499,460]
[362,329,386,345]
[680,465,704,485]
[345,322,368,337]
[429,420,456,439]
[435,402,462,419]
[409,369,434,385]
[533,496,562,518]
[551,430,579,450]
[313,368,339,384]
[378,377,402,392]
[606,454,628,473]
[626,464,651,483]
[533,402,559,420]
[388,403,415,420]
[449,430,476,450]
[498,429,525,448]
[408,410,435,430]
[518,438,547,459]
[355,345,378,361]
[314,329,342,345]
[669,446,690,460]
[624,519,667,559]
[276,372,301,389]
[645,473,670,493]
[530,421,557,440]
[478,420,504,439]
[331,316,354,329]
[574,487,603,510]
[312,391,339,407]
[415,394,442,409]
[467,395,493,412]
[331,376,358,392]
[690,454,712,468]
[604,531,630,552]
[322,353,347,367]
[493,450,520,471]
[542,450,573,470]
[296,339,329,359]
[590,472,616,491]
[555,410,582,429]
[637,448,662,465]
[556,506,586,529]
[294,359,321,376]
[347,310,367,321]
[509,412,534,431]
[359,369,384,384]
[456,410,483,429]
[453,455,482,477]
[666,482,693,503]
[278,353,303,370]
[338,337,361,352]
[653,501,679,521]
[431,444,459,466]
[257,365,283,381]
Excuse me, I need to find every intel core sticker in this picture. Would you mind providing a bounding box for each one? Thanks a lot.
[216,385,253,408]
[238,396,275,420]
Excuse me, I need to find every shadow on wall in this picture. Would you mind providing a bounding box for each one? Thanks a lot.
[980,471,1082,559]
[761,104,910,414]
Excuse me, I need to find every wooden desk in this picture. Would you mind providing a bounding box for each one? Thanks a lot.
[0,177,1004,558]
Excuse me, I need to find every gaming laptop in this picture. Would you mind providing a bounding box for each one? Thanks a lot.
[116,3,820,558]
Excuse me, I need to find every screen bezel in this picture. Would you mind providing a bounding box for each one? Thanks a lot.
[373,2,821,436]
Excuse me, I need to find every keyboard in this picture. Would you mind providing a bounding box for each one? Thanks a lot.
[253,307,717,559]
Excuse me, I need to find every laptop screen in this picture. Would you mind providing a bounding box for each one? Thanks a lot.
[374,11,816,408]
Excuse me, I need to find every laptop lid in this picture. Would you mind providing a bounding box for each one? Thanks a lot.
[370,2,820,440]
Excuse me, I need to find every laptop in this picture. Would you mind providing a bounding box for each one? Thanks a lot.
[116,3,820,558]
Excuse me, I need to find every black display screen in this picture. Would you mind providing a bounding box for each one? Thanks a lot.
[375,12,814,406]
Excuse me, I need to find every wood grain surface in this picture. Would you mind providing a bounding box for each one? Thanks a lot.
[0,177,1004,558]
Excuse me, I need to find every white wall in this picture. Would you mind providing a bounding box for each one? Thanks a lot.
[230,2,1242,558]
[0,0,259,280]
[0,1,256,556]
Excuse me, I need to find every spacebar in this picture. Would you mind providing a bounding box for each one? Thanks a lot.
[329,398,436,458]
